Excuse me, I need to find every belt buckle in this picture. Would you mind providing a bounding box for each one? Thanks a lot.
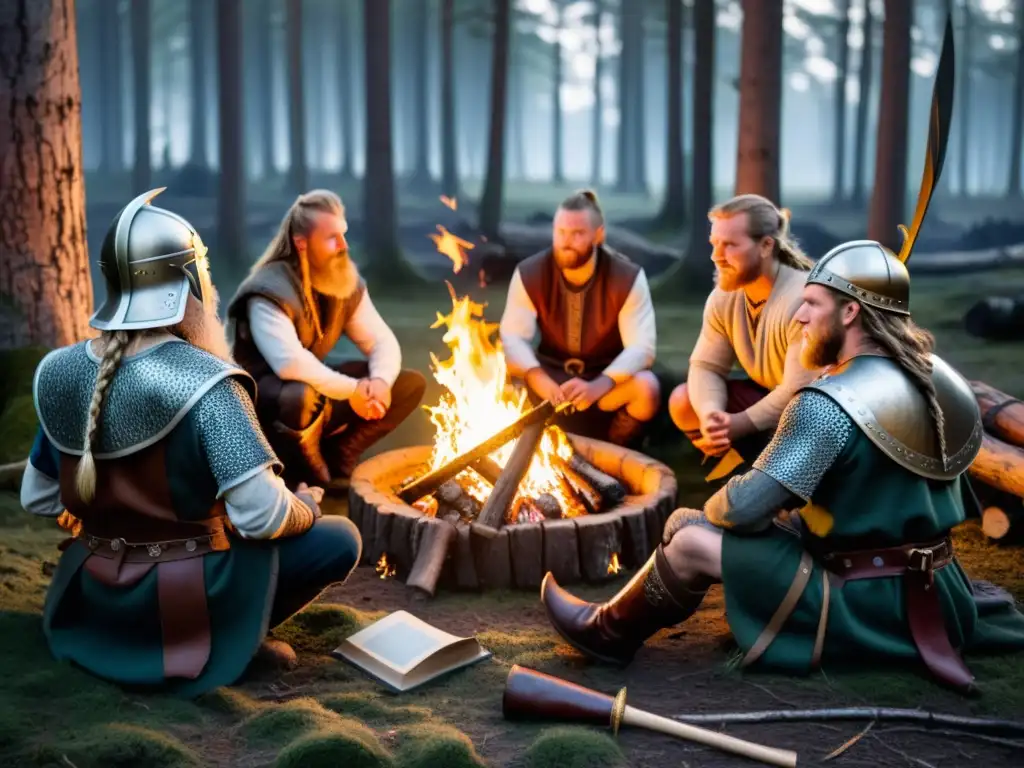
[908,547,935,587]
[563,358,585,377]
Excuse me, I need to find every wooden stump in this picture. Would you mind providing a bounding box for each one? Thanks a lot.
[471,523,513,588]
[509,522,544,589]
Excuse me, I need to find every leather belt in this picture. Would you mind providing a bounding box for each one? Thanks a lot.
[820,536,975,693]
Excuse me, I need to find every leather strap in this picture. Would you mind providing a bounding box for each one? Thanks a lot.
[742,551,814,667]
[157,557,212,680]
[811,571,830,668]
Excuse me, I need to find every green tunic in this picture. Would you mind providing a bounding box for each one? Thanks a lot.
[715,384,1024,676]
[32,339,285,697]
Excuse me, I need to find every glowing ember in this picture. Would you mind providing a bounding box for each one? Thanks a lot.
[440,195,458,210]
[429,225,475,274]
[423,286,583,517]
[376,553,396,579]
[607,552,621,575]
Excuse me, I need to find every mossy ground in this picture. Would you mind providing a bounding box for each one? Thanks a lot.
[3,270,1024,766]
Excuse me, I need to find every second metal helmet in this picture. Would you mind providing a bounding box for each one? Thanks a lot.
[806,239,910,315]
[90,188,211,332]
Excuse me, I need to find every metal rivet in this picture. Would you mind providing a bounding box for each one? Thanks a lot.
[148,544,162,558]
[185,539,197,552]
[110,539,121,551]
[873,556,884,567]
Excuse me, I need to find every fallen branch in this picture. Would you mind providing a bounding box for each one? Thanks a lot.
[672,707,1024,738]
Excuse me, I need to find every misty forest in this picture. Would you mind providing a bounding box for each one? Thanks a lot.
[3,0,1024,350]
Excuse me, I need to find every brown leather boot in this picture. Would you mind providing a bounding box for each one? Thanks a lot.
[607,409,647,448]
[272,407,331,485]
[322,418,397,478]
[541,546,708,664]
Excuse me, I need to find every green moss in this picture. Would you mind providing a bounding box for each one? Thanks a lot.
[272,721,393,768]
[392,723,486,768]
[271,603,372,654]
[241,698,340,745]
[320,692,431,725]
[523,726,626,768]
[25,723,199,768]
[197,686,263,717]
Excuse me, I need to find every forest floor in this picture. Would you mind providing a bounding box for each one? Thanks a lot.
[2,269,1024,767]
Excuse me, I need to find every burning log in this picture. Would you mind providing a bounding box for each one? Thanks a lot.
[556,451,627,507]
[436,480,482,520]
[476,420,549,531]
[971,380,1024,448]
[534,493,562,520]
[968,433,1024,499]
[397,400,557,504]
[557,465,602,514]
[406,517,459,597]
[470,456,503,485]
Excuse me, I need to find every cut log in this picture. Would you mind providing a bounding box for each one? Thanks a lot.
[397,400,556,503]
[968,433,1024,498]
[509,522,544,589]
[560,452,626,506]
[454,521,478,589]
[534,493,562,520]
[970,380,1024,448]
[470,523,513,588]
[964,296,1024,341]
[982,507,1012,540]
[575,512,624,582]
[542,517,581,584]
[470,456,503,485]
[558,466,601,514]
[476,420,549,531]
[406,517,458,596]
[436,480,481,520]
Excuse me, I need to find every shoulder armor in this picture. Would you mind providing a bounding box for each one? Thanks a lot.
[33,340,256,458]
[804,354,982,480]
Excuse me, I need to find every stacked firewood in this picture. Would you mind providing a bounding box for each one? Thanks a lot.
[967,381,1024,542]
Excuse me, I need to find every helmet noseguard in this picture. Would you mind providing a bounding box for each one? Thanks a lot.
[806,239,910,316]
[90,188,211,332]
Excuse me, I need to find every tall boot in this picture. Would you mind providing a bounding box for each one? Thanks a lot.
[322,417,397,479]
[272,407,331,485]
[607,409,647,448]
[541,545,708,664]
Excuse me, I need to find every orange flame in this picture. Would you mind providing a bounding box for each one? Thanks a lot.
[429,225,475,274]
[423,285,582,515]
[440,195,458,210]
[376,553,396,579]
[607,553,621,575]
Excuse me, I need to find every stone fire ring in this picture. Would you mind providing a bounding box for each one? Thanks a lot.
[346,435,678,591]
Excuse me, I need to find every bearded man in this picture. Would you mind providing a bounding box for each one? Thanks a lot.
[227,190,426,487]
[668,194,819,460]
[20,189,362,697]
[499,190,660,447]
[541,236,1024,691]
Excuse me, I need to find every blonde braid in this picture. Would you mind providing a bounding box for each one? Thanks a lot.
[858,304,947,462]
[75,330,130,503]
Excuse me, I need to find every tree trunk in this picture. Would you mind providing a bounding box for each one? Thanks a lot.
[552,2,564,184]
[478,0,511,242]
[1006,0,1024,197]
[256,0,275,178]
[657,0,685,224]
[867,0,910,252]
[509,27,525,179]
[307,7,323,173]
[410,0,432,187]
[98,0,123,173]
[734,0,782,201]
[362,0,403,274]
[440,0,458,197]
[957,9,973,197]
[287,0,308,193]
[217,0,246,267]
[591,0,603,184]
[336,0,354,178]
[161,21,175,170]
[832,0,851,201]
[616,4,646,194]
[851,0,874,205]
[132,0,152,192]
[187,0,206,167]
[0,0,93,349]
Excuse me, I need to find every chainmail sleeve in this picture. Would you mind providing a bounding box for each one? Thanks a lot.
[752,388,854,502]
[195,377,282,495]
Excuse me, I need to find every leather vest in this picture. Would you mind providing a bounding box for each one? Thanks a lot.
[517,246,640,373]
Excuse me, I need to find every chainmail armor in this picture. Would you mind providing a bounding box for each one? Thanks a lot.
[753,389,854,501]
[34,340,254,458]
[662,507,715,544]
[194,377,281,493]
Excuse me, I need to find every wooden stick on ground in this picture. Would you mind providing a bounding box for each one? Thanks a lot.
[405,518,458,596]
[475,420,549,531]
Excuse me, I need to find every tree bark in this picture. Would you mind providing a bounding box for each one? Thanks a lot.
[286,0,308,193]
[98,0,123,173]
[440,0,459,196]
[971,380,1024,449]
[657,0,685,224]
[591,0,603,184]
[256,0,275,178]
[410,0,432,188]
[832,0,851,201]
[362,0,403,274]
[851,0,874,205]
[478,0,511,242]
[131,0,152,192]
[969,433,1024,499]
[217,0,246,266]
[616,4,646,194]
[336,0,354,178]
[1006,0,1024,197]
[551,1,564,184]
[867,0,911,252]
[957,9,973,197]
[0,0,93,349]
[734,0,782,201]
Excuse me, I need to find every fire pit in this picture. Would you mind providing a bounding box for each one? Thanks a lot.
[345,289,678,595]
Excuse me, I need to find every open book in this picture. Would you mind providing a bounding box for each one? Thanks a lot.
[332,610,492,693]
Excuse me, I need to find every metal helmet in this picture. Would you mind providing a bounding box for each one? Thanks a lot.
[90,188,211,332]
[808,12,956,318]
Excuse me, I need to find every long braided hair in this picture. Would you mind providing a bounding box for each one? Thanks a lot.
[74,330,131,503]
[856,302,947,462]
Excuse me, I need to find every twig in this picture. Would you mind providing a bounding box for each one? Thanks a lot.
[824,721,874,761]
[876,725,1024,752]
[870,732,937,768]
[61,756,79,768]
[744,680,801,709]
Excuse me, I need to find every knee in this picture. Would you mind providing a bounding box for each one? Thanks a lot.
[390,370,427,413]
[278,381,324,429]
[632,370,661,413]
[662,525,720,583]
[314,516,363,577]
[668,383,699,431]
